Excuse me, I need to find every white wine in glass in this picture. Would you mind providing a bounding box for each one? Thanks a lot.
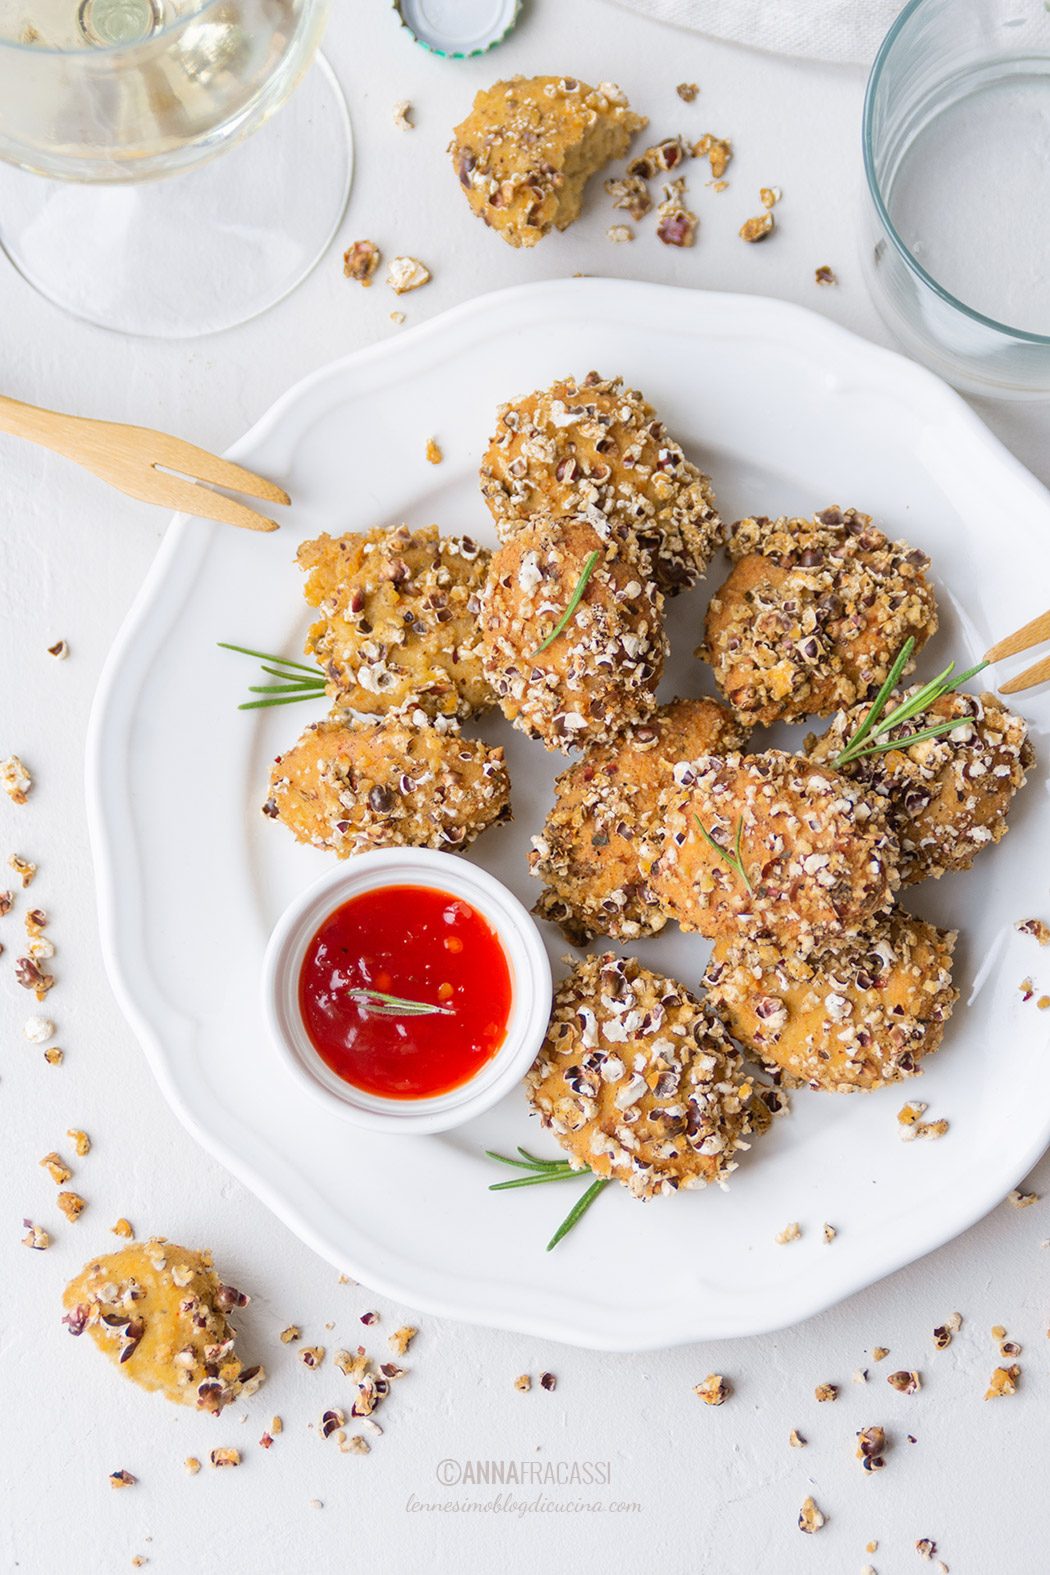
[0,0,352,335]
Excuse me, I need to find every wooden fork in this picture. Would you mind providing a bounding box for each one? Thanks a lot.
[0,394,289,532]
[986,609,1050,694]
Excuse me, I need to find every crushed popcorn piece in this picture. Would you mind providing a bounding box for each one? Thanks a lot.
[1019,977,1035,1002]
[872,1346,890,1361]
[44,1046,63,1065]
[627,136,691,180]
[933,1313,961,1349]
[775,1221,801,1245]
[694,1373,731,1405]
[343,240,380,286]
[272,1415,283,1434]
[798,1496,825,1534]
[321,1407,346,1439]
[299,1345,325,1369]
[15,953,54,999]
[676,82,699,102]
[788,1429,806,1447]
[57,1190,86,1222]
[360,1310,379,1326]
[210,1448,240,1468]
[389,1325,416,1355]
[184,1457,201,1474]
[607,224,634,243]
[1,755,32,804]
[344,1434,370,1455]
[0,889,11,915]
[280,1325,301,1344]
[514,1374,531,1392]
[856,1424,887,1471]
[605,174,652,220]
[1038,996,1050,1010]
[1016,917,1050,945]
[694,133,732,178]
[1009,1188,1039,1208]
[48,639,69,659]
[21,1219,49,1249]
[887,1369,921,1394]
[112,1218,134,1238]
[985,1363,1020,1398]
[814,1382,838,1403]
[109,1469,136,1489]
[655,184,697,248]
[9,854,36,887]
[387,256,430,294]
[540,1371,557,1392]
[916,1539,938,1559]
[991,1323,1006,1339]
[389,311,405,325]
[393,99,413,130]
[815,264,837,284]
[67,1129,91,1157]
[740,210,774,243]
[853,1368,869,1384]
[40,1151,72,1185]
[425,438,443,465]
[760,185,781,207]
[24,1015,54,1044]
[822,1222,837,1243]
[1000,1338,1021,1357]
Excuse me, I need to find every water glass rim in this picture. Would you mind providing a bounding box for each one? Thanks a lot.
[863,0,1050,348]
[0,0,226,57]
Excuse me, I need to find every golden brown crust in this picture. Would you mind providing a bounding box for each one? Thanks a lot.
[450,77,647,248]
[298,525,493,720]
[700,507,938,726]
[264,715,510,856]
[805,689,1034,883]
[480,373,722,594]
[649,749,900,948]
[62,1241,259,1412]
[525,953,779,1198]
[704,914,958,1092]
[480,514,666,750]
[530,698,749,943]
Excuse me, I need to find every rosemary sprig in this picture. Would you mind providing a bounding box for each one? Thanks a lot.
[218,642,327,711]
[695,814,755,896]
[347,988,454,1018]
[485,1148,610,1251]
[527,549,600,657]
[832,639,989,768]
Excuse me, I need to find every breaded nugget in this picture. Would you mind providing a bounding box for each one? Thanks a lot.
[701,507,938,726]
[480,373,722,594]
[704,913,958,1092]
[298,525,493,720]
[649,749,900,947]
[806,689,1034,883]
[531,698,748,943]
[264,714,510,857]
[450,76,647,249]
[525,954,779,1199]
[480,514,666,750]
[63,1240,257,1413]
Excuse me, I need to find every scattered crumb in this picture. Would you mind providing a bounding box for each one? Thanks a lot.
[856,1424,887,1471]
[309,1498,324,1509]
[853,1368,869,1384]
[210,1448,240,1468]
[131,1557,147,1568]
[815,1383,838,1403]
[299,1346,325,1369]
[798,1496,825,1534]
[694,1373,731,1405]
[514,1374,531,1392]
[0,890,11,916]
[775,1221,801,1245]
[694,133,732,178]
[655,184,697,248]
[21,1219,49,1249]
[44,1046,63,1066]
[872,1346,890,1362]
[676,82,699,102]
[933,1313,962,1349]
[344,1435,370,1455]
[991,1323,1006,1339]
[387,256,430,295]
[112,1218,134,1238]
[898,1101,948,1141]
[425,438,443,465]
[815,265,837,285]
[40,1151,72,1185]
[607,224,634,243]
[759,185,781,208]
[280,1325,301,1344]
[389,311,405,325]
[272,1416,283,1434]
[887,1369,921,1394]
[1016,918,1050,945]
[605,175,652,221]
[109,1470,136,1489]
[1000,1338,1021,1357]
[57,1190,85,1222]
[740,210,775,243]
[1,755,32,805]
[67,1128,90,1157]
[184,1457,201,1475]
[360,1310,379,1326]
[867,1545,878,1556]
[916,1539,938,1560]
[788,1428,806,1447]
[9,854,36,887]
[392,99,413,131]
[822,1222,837,1243]
[1019,977,1034,1002]
[47,639,69,660]
[389,1325,416,1356]
[1038,996,1050,1010]
[342,240,380,286]
[259,1432,274,1449]
[710,179,728,192]
[321,1407,346,1439]
[1009,1189,1039,1208]
[540,1372,557,1392]
[985,1364,1020,1399]
[24,1015,54,1044]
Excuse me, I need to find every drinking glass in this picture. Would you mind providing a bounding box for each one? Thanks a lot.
[863,0,1050,398]
[0,0,352,336]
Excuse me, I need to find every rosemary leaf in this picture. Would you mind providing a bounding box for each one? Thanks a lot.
[528,549,600,657]
[347,988,454,1017]
[238,693,328,711]
[832,639,990,769]
[218,641,321,677]
[833,636,914,765]
[546,1178,610,1251]
[842,714,975,762]
[489,1170,582,1192]
[695,815,754,896]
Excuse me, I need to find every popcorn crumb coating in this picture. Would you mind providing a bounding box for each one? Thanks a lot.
[265,715,510,858]
[481,515,666,751]
[450,77,647,249]
[525,953,780,1200]
[62,1240,259,1413]
[298,525,494,720]
[531,698,748,943]
[650,749,900,947]
[701,507,938,726]
[480,372,722,595]
[704,912,958,1092]
[806,689,1033,884]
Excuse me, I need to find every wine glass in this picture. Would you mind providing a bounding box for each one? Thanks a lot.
[0,0,352,337]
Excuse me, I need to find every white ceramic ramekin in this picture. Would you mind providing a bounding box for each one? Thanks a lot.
[261,848,553,1134]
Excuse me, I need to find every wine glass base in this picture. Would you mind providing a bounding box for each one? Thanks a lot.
[0,54,352,339]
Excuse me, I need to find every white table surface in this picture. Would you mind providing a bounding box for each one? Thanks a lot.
[3,4,1048,1572]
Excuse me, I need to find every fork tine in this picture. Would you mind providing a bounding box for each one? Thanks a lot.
[143,431,290,506]
[985,608,1050,663]
[145,471,279,533]
[999,652,1050,695]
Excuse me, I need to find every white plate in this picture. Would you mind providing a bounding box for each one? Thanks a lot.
[87,279,1050,1351]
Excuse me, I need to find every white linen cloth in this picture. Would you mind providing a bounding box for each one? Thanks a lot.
[606,0,907,64]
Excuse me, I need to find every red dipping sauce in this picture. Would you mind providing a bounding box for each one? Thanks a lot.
[298,884,513,1100]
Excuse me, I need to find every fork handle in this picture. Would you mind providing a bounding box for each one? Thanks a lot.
[0,394,84,458]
